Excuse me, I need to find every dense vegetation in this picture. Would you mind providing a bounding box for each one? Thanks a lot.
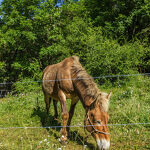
[0,0,150,86]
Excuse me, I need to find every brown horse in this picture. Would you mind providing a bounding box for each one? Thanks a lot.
[42,56,111,150]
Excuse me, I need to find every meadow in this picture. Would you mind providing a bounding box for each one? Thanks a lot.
[0,76,150,150]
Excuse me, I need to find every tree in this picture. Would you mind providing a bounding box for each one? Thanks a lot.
[0,0,68,82]
[85,0,150,43]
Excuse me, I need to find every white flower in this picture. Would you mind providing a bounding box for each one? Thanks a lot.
[44,139,47,142]
[58,138,61,142]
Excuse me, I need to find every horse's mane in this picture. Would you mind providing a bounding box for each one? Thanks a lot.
[71,56,109,112]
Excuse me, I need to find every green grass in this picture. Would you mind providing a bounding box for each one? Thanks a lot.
[0,76,150,150]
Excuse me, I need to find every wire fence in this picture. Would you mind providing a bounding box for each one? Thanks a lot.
[0,122,150,130]
[0,72,150,85]
[0,72,150,98]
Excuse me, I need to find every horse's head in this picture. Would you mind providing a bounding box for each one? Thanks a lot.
[84,92,112,150]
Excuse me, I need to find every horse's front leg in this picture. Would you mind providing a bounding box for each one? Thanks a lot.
[58,90,69,143]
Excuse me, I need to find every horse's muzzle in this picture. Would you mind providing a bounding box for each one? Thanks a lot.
[96,139,110,150]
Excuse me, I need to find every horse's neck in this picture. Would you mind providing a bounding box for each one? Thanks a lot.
[73,80,92,108]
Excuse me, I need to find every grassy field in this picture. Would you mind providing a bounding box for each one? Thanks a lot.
[0,76,150,150]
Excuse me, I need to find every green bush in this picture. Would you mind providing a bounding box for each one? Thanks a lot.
[84,35,147,84]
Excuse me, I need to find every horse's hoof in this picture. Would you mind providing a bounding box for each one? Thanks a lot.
[58,135,68,144]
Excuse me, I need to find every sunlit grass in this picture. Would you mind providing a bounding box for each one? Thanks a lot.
[0,76,150,149]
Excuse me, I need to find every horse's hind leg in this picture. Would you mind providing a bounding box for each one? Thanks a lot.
[53,100,58,119]
[67,99,79,134]
[44,94,51,117]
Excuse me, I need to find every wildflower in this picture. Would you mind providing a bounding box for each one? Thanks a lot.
[44,139,47,142]
[84,144,87,148]
[58,138,61,142]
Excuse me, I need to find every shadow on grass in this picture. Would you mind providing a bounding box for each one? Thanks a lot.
[31,103,95,149]
[31,105,61,132]
[68,130,95,149]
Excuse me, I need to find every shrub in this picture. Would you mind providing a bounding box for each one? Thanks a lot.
[83,33,147,85]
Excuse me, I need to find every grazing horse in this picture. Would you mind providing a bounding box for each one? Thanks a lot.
[42,56,112,150]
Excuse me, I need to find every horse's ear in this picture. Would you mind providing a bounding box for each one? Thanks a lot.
[107,91,112,100]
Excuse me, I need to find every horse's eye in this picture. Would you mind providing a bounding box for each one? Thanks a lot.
[96,120,101,124]
[90,113,94,118]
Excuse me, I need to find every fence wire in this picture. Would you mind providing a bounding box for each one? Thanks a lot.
[0,73,150,85]
[0,122,150,130]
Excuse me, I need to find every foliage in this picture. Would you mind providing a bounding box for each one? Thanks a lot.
[0,0,65,83]
[85,38,148,84]
[0,0,149,91]
[84,0,150,43]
